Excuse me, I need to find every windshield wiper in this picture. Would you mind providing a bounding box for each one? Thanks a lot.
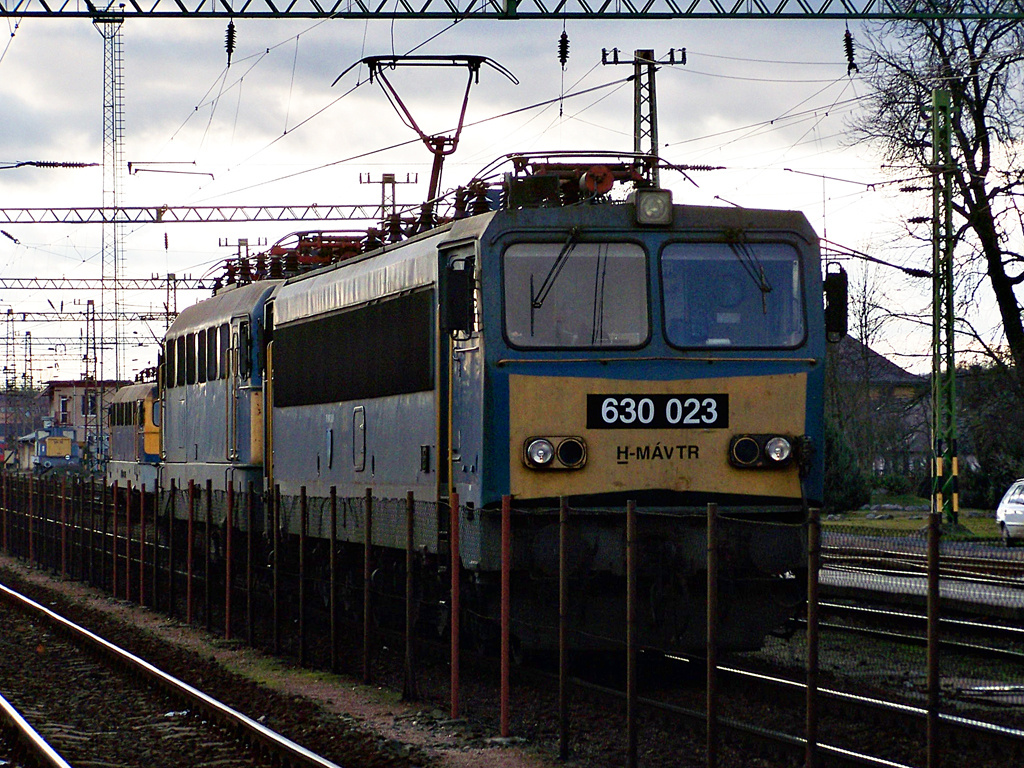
[530,227,580,336]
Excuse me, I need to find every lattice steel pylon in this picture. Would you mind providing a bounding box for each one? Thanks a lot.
[633,50,660,188]
[4,309,14,391]
[95,7,126,386]
[930,89,958,529]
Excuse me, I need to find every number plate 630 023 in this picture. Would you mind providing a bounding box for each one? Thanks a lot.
[585,394,729,429]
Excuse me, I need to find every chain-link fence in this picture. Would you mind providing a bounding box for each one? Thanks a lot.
[1,472,1022,767]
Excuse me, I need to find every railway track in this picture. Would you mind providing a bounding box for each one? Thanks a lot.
[0,582,344,768]
[812,601,1024,663]
[824,544,1024,586]
[634,652,1024,767]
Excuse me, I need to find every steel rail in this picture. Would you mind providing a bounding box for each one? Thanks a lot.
[825,554,1024,578]
[825,561,1024,591]
[804,619,1024,664]
[821,600,1024,642]
[716,664,1024,752]
[825,546,1024,575]
[0,582,346,768]
[0,690,74,768]
[561,671,916,768]
[651,651,1024,758]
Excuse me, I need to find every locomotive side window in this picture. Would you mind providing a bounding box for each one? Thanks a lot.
[175,336,186,386]
[503,241,648,349]
[206,325,218,381]
[219,324,230,379]
[238,321,251,379]
[165,340,176,388]
[273,289,433,407]
[185,332,197,385]
[661,242,806,349]
[197,329,207,383]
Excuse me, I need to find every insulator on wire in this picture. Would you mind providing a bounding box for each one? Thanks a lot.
[558,30,570,70]
[225,21,237,67]
[844,29,858,75]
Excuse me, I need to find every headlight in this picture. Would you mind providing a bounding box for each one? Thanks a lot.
[632,188,673,226]
[523,436,587,470]
[765,437,792,463]
[728,434,795,469]
[526,438,555,467]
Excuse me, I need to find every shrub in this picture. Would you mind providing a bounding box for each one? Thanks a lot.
[824,417,871,513]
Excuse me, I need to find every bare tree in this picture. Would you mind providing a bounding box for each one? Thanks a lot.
[849,5,1024,389]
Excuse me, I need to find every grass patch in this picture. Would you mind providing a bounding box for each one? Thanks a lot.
[824,492,1000,541]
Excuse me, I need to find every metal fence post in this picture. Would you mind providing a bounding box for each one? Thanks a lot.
[225,481,235,641]
[28,474,35,565]
[627,499,638,768]
[111,481,118,597]
[60,475,68,579]
[927,508,942,768]
[806,507,821,768]
[450,491,461,719]
[404,490,418,701]
[330,486,338,674]
[126,481,133,601]
[559,496,570,761]
[1,469,7,554]
[273,484,280,655]
[187,479,195,624]
[501,493,512,738]
[205,478,212,632]
[272,487,280,655]
[247,481,254,648]
[363,487,373,684]
[168,479,177,618]
[299,485,307,666]
[706,501,719,768]
[139,483,146,606]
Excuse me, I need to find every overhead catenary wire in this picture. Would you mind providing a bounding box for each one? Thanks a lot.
[0,15,19,66]
[199,74,635,201]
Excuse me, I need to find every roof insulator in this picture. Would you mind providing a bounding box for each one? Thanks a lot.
[844,29,858,75]
[225,21,237,68]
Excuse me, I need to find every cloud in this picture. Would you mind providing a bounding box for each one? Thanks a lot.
[2,15,921,377]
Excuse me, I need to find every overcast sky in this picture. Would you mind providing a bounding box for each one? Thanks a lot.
[0,16,943,380]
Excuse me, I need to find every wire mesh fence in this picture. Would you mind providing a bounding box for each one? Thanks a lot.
[1,471,1022,767]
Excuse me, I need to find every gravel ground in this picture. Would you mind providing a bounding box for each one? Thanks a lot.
[0,555,561,768]
[0,598,285,768]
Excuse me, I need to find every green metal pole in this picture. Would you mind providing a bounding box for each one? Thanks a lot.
[931,89,958,529]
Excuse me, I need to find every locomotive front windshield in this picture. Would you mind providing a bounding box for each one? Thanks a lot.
[661,242,805,349]
[503,241,649,349]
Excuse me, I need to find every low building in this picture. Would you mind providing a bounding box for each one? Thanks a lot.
[826,336,930,479]
[34,378,128,471]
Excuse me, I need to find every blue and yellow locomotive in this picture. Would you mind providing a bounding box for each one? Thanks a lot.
[158,153,843,653]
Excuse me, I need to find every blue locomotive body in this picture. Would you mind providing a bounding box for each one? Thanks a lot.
[107,381,161,491]
[156,176,831,653]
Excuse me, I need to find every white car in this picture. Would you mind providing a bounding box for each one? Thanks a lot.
[995,479,1024,547]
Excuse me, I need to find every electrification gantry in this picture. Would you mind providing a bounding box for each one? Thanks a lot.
[0,203,386,225]
[1,0,1021,19]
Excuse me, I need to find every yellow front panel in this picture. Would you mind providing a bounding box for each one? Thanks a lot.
[46,437,72,458]
[143,400,160,456]
[509,372,806,500]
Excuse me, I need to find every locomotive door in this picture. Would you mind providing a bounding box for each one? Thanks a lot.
[228,317,249,463]
[438,240,481,514]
